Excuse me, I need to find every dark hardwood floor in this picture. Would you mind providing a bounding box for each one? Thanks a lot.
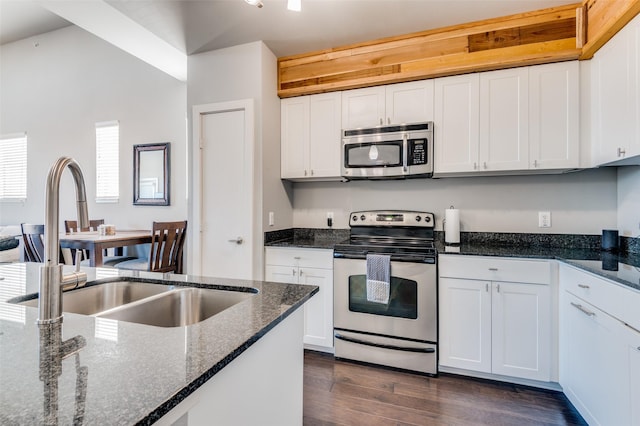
[303,351,586,426]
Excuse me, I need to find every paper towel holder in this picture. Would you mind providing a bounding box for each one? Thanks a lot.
[444,205,461,246]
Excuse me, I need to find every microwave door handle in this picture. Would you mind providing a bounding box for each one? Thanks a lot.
[402,134,408,173]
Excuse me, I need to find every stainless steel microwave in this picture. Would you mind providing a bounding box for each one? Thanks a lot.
[341,122,434,180]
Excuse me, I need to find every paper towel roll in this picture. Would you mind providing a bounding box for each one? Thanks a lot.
[444,208,460,244]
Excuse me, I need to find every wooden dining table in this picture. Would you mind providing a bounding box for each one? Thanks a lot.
[59,230,152,267]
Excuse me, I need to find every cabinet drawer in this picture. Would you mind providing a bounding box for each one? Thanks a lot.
[439,255,551,284]
[265,247,333,269]
[560,263,631,323]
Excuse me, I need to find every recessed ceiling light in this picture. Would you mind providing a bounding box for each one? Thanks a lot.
[245,0,263,8]
[287,0,301,12]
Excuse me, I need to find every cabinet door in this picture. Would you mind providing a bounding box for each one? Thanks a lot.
[491,281,551,381]
[299,267,334,350]
[434,74,480,173]
[439,277,492,372]
[341,86,385,129]
[529,61,579,170]
[308,92,342,178]
[281,97,310,178]
[629,327,640,425]
[561,292,630,426]
[265,264,298,284]
[591,19,636,165]
[385,80,434,125]
[479,68,529,171]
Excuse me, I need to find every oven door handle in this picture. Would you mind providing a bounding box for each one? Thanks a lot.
[335,333,435,353]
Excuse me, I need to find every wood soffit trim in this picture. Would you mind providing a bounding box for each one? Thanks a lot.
[277,1,639,98]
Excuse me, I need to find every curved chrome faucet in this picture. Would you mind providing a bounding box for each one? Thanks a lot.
[39,157,90,324]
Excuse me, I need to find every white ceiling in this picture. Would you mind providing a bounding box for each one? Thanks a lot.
[1,0,577,58]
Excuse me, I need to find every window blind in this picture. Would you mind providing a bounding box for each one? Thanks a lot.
[0,133,27,201]
[95,121,119,202]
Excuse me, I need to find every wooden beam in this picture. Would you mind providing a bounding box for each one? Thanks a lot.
[278,3,580,98]
[580,0,640,59]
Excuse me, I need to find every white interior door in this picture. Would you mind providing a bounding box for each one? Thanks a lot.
[192,100,254,279]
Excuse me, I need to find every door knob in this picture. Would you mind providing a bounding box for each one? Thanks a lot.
[228,237,244,245]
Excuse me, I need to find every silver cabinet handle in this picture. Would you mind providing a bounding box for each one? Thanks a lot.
[496,283,500,293]
[293,256,301,260]
[488,268,498,271]
[379,118,383,125]
[578,284,590,289]
[483,162,488,169]
[618,147,626,157]
[474,162,478,170]
[292,269,296,276]
[227,237,244,245]
[571,302,595,317]
[299,269,304,276]
[304,170,308,176]
[387,117,391,125]
[485,283,489,292]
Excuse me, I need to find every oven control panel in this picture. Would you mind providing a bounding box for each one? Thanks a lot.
[349,210,434,228]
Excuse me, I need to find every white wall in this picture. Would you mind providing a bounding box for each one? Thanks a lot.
[293,167,618,234]
[0,26,187,230]
[617,166,640,238]
[187,41,291,277]
[187,41,292,235]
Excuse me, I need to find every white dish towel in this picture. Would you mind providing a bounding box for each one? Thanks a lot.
[366,254,391,304]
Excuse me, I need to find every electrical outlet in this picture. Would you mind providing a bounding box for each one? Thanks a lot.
[538,211,551,228]
[268,212,274,226]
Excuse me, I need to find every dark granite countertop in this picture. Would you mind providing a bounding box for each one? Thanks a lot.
[265,228,640,293]
[0,263,318,425]
[434,233,640,293]
[264,228,349,250]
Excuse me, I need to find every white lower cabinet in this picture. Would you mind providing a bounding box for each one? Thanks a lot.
[265,247,334,352]
[559,263,640,426]
[439,255,552,383]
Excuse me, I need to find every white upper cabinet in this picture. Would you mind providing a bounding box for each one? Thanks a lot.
[281,92,342,180]
[480,67,529,171]
[529,61,580,170]
[591,13,640,166]
[341,86,386,129]
[435,62,581,175]
[385,80,435,124]
[281,96,309,178]
[342,80,434,129]
[434,73,480,173]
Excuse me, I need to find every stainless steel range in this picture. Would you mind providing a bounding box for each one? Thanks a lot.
[333,210,438,375]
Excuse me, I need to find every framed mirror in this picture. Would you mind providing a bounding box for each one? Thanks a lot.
[133,142,170,206]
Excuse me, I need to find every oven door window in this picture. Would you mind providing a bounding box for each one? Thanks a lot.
[348,275,417,319]
[344,142,402,168]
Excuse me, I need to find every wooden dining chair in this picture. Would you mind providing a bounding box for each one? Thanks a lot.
[115,220,187,274]
[64,219,104,233]
[64,219,105,263]
[21,223,45,262]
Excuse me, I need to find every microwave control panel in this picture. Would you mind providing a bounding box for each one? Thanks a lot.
[409,139,428,165]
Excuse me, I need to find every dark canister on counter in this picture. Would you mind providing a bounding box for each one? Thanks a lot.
[601,229,619,252]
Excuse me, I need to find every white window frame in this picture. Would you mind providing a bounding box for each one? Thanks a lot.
[95,121,120,203]
[0,132,27,202]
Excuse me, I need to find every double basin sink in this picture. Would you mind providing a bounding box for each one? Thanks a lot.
[18,280,256,327]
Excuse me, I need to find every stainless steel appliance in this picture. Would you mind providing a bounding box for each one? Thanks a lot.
[341,122,434,180]
[333,210,438,375]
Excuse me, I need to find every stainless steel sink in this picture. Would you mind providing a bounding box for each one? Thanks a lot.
[96,287,253,327]
[19,281,173,315]
[17,280,255,327]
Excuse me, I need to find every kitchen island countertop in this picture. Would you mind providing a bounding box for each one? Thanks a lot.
[0,263,318,425]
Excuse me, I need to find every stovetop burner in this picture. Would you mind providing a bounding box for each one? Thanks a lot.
[334,210,437,263]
